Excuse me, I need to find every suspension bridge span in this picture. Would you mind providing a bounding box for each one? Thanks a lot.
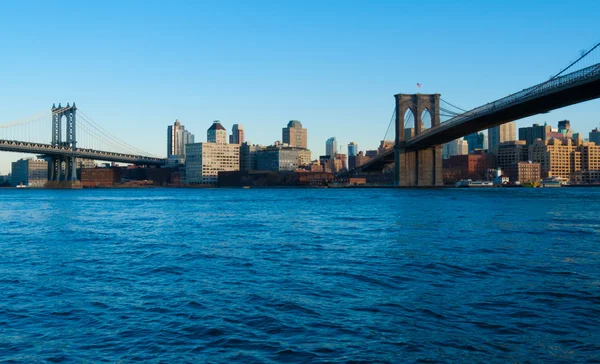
[351,42,600,186]
[0,103,166,183]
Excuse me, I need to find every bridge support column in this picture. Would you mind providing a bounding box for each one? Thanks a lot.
[394,93,443,187]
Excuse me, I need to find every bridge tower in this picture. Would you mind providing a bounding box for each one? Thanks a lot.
[50,103,77,181]
[394,94,443,187]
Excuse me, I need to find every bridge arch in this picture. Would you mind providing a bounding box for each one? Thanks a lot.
[421,108,432,131]
[403,108,416,139]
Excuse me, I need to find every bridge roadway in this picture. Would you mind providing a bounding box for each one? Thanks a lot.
[0,139,166,166]
[357,62,600,173]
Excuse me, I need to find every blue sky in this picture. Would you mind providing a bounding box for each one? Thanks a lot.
[0,0,599,174]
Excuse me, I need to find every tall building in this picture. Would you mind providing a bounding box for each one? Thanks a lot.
[348,142,358,157]
[590,128,600,145]
[488,122,516,151]
[558,120,571,134]
[11,158,48,187]
[207,120,227,144]
[496,141,529,172]
[229,124,245,144]
[167,119,195,158]
[282,120,307,149]
[519,121,573,145]
[325,137,337,158]
[464,132,488,152]
[442,138,469,159]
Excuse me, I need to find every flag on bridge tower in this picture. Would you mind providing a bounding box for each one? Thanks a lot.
[416,83,422,88]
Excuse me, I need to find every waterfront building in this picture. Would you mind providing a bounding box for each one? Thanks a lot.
[167,119,195,159]
[185,121,240,184]
[11,158,48,187]
[589,128,600,145]
[496,140,529,172]
[282,120,307,149]
[256,147,306,171]
[488,122,516,151]
[442,138,469,159]
[442,152,495,182]
[240,142,260,171]
[464,132,488,152]
[506,161,541,183]
[326,137,337,158]
[326,158,344,173]
[348,142,358,157]
[229,124,245,144]
[528,138,578,179]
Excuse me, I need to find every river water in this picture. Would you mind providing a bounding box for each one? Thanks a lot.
[0,188,598,362]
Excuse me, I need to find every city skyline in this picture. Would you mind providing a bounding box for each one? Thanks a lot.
[1,1,600,174]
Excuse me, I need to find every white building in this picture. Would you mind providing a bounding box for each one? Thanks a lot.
[185,121,239,185]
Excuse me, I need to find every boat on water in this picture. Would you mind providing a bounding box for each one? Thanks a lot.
[522,181,541,188]
[542,177,569,188]
[456,179,494,188]
[16,184,27,188]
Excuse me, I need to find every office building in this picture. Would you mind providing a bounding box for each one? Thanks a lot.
[464,132,488,152]
[11,158,48,187]
[282,120,307,149]
[488,122,516,151]
[589,128,600,145]
[241,143,311,172]
[496,141,529,172]
[506,162,541,183]
[442,138,469,159]
[185,121,240,184]
[442,152,496,182]
[326,137,337,158]
[167,119,195,158]
[207,120,227,144]
[229,124,245,144]
[348,142,358,157]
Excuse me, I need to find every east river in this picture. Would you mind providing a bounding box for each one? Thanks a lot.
[0,188,598,362]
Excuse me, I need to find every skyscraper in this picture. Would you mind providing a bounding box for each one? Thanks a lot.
[282,120,307,149]
[207,120,227,144]
[590,128,600,145]
[167,119,195,158]
[326,137,337,158]
[442,138,469,159]
[229,124,245,144]
[464,132,488,152]
[348,142,358,157]
[488,122,516,151]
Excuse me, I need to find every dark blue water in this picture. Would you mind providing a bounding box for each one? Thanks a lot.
[0,188,599,363]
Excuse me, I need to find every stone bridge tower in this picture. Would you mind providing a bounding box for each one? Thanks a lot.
[394,94,443,187]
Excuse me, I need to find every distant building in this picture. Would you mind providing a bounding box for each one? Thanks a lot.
[229,124,245,144]
[167,119,195,159]
[256,147,311,171]
[464,132,488,152]
[506,162,541,183]
[207,120,227,144]
[11,159,48,187]
[589,128,600,145]
[519,120,576,146]
[378,140,394,154]
[442,138,469,159]
[326,137,337,158]
[185,121,239,184]
[335,153,347,171]
[282,120,307,149]
[348,142,358,157]
[496,140,528,172]
[354,151,371,168]
[529,138,578,179]
[488,122,516,151]
[442,152,495,182]
[240,142,261,171]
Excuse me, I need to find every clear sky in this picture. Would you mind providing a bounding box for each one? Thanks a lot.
[1,0,599,174]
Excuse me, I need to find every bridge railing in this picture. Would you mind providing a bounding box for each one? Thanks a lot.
[411,62,600,143]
